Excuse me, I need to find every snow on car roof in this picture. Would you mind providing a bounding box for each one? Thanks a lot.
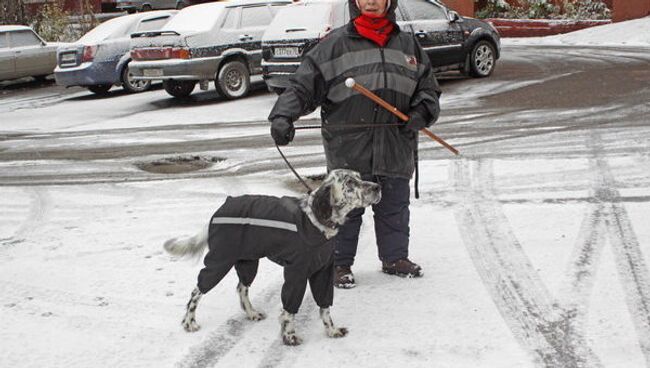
[0,25,34,33]
[163,2,227,33]
[76,11,173,44]
[224,0,291,7]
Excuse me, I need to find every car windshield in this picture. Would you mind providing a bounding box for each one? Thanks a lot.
[164,5,224,33]
[270,3,333,31]
[136,16,173,32]
[78,16,136,43]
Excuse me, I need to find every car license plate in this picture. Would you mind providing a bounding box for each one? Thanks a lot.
[274,47,300,58]
[143,69,163,77]
[61,53,76,63]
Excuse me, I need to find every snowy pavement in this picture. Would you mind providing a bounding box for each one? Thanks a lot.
[2,19,650,367]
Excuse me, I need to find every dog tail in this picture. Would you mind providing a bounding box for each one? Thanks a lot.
[163,223,209,259]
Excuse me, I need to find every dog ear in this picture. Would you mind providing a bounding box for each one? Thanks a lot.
[312,185,333,222]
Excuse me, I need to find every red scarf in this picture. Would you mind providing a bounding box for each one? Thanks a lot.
[353,13,394,47]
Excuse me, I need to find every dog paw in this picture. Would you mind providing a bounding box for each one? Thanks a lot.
[182,319,201,332]
[282,333,303,346]
[328,327,348,338]
[247,311,266,321]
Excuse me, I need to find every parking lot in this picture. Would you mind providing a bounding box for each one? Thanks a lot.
[2,41,650,367]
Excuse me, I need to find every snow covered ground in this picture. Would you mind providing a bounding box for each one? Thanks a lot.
[1,16,650,368]
[502,16,650,47]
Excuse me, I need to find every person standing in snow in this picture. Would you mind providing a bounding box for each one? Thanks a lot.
[268,0,441,288]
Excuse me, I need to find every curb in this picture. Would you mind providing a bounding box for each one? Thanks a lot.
[485,18,612,37]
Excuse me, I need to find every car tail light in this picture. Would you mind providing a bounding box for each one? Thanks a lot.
[131,47,191,61]
[82,45,97,62]
[169,47,191,59]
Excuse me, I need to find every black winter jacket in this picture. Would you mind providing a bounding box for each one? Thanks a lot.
[269,0,441,179]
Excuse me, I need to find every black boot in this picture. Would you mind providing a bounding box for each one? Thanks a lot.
[382,258,423,278]
[335,265,356,289]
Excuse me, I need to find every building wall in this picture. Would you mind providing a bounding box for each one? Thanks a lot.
[441,0,474,17]
[612,0,650,22]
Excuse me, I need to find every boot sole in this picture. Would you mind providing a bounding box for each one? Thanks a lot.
[382,269,423,278]
[335,282,356,289]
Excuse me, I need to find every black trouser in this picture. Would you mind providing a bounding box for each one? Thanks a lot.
[281,261,334,314]
[334,176,410,266]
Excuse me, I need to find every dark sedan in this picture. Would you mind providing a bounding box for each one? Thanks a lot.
[262,0,500,92]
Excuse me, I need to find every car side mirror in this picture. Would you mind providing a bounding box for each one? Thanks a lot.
[448,10,462,23]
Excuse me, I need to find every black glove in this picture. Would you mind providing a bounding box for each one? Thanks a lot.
[402,111,429,133]
[271,117,295,146]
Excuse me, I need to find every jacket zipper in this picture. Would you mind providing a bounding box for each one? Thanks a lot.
[380,47,387,89]
[372,47,388,123]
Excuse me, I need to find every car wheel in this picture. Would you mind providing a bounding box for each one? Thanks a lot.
[88,84,112,95]
[121,64,151,93]
[34,74,50,82]
[176,1,187,9]
[163,80,196,98]
[216,60,250,100]
[469,40,496,78]
[126,9,136,14]
[142,4,152,11]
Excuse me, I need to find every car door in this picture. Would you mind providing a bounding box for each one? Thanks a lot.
[0,32,16,80]
[237,4,276,74]
[400,0,464,67]
[9,30,52,78]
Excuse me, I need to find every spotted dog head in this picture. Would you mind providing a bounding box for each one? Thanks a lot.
[305,169,381,238]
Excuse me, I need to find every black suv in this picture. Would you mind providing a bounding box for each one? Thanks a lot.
[262,0,501,92]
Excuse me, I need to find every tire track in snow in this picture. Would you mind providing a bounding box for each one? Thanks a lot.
[588,133,650,366]
[176,281,282,368]
[254,302,317,368]
[554,193,608,364]
[452,158,602,367]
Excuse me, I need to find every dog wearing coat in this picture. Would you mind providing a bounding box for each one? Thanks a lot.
[163,169,381,345]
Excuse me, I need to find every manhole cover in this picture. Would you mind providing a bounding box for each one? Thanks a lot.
[136,155,225,174]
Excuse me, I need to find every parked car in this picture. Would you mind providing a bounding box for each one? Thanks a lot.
[117,0,177,13]
[55,11,176,95]
[175,0,222,9]
[0,25,65,82]
[262,0,501,92]
[129,0,291,99]
[101,0,119,12]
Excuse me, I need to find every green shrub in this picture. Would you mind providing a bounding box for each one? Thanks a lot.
[475,0,611,20]
[29,1,70,42]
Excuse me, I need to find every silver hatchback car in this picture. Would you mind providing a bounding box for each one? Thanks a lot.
[129,0,290,99]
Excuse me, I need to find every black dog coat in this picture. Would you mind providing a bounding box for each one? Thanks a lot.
[197,195,334,314]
